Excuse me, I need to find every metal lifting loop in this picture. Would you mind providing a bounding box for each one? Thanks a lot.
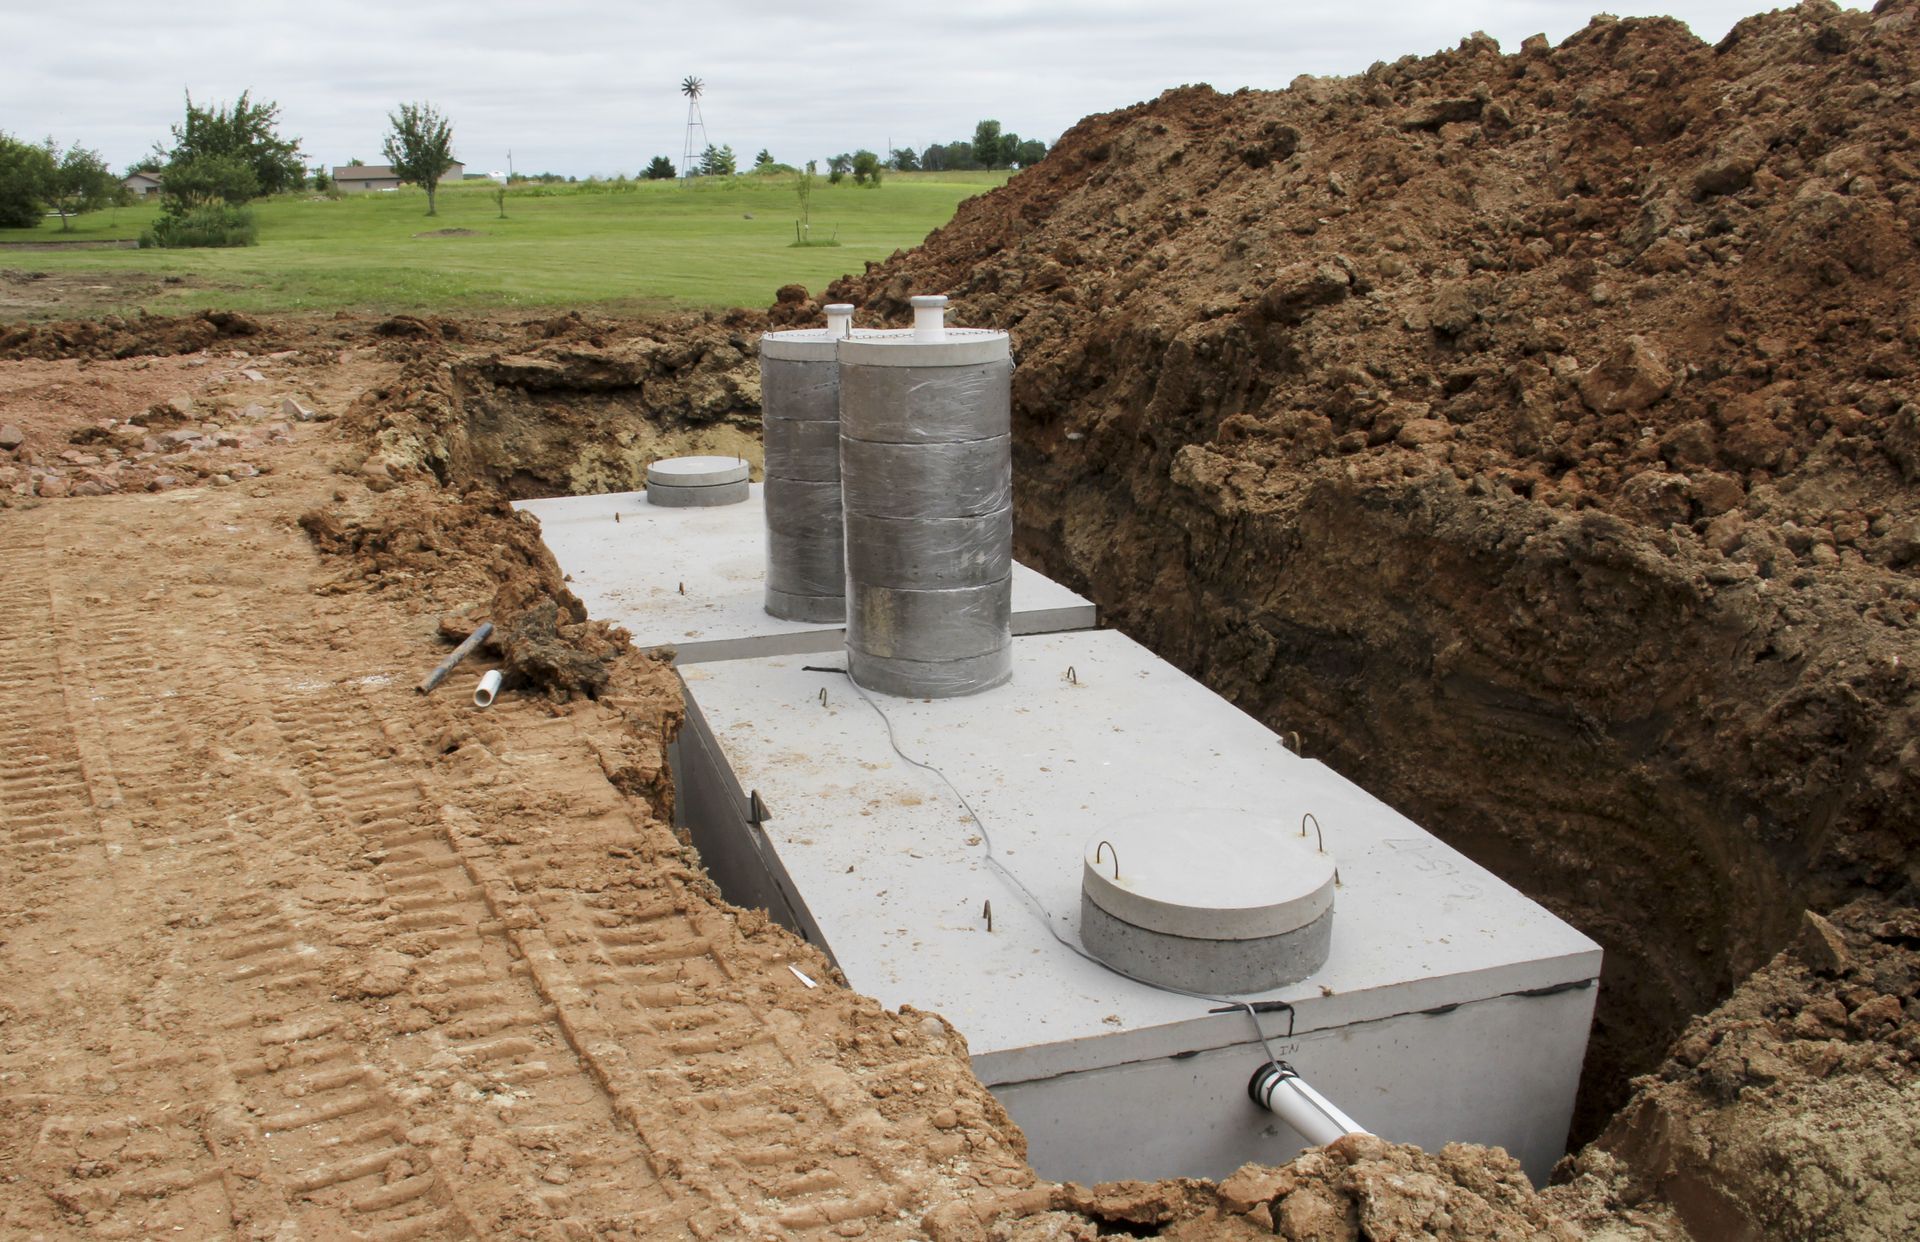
[1094,839,1120,880]
[1301,812,1324,853]
[982,899,993,932]
[818,687,828,707]
[1066,665,1078,685]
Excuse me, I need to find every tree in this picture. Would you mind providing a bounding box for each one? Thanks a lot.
[0,133,55,228]
[699,143,735,176]
[795,159,815,242]
[159,153,259,209]
[851,149,882,186]
[754,148,775,170]
[311,167,333,193]
[383,101,456,216]
[889,147,920,172]
[46,142,117,230]
[972,119,1003,169]
[1012,138,1048,168]
[644,155,675,180]
[826,152,852,184]
[163,91,304,196]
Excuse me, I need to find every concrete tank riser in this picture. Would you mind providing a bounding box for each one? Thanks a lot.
[759,314,862,623]
[836,361,1013,442]
[847,578,1014,663]
[837,297,1016,698]
[1079,893,1335,994]
[845,509,1014,590]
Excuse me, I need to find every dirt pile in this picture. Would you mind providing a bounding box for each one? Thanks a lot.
[299,486,636,701]
[1565,897,1920,1239]
[921,1138,1623,1241]
[828,0,1920,1150]
[0,308,270,360]
[338,310,766,497]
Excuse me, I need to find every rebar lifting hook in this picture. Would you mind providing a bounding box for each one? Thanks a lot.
[1094,839,1120,880]
[1301,812,1324,853]
[982,899,993,933]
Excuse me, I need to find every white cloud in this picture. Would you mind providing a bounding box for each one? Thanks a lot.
[2,1,1856,177]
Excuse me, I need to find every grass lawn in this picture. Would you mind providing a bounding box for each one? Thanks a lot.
[0,171,1011,319]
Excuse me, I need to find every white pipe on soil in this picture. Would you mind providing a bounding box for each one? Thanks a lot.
[1248,1061,1368,1147]
[473,669,503,708]
[910,294,948,342]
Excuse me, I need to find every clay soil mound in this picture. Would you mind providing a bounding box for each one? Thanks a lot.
[820,0,1920,1226]
[0,308,270,360]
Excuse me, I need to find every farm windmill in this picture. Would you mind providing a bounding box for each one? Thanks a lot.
[680,75,709,178]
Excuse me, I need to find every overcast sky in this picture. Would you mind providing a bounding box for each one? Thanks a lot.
[5,2,1853,178]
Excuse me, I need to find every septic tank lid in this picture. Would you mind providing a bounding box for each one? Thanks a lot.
[647,456,750,487]
[1081,810,1336,941]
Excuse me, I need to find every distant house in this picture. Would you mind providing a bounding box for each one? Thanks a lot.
[330,162,465,193]
[122,171,163,198]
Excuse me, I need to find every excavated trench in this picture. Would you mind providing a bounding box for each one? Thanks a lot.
[1013,425,1806,1145]
[444,358,1906,1151]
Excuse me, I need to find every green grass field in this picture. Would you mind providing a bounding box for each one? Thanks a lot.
[0,171,1010,318]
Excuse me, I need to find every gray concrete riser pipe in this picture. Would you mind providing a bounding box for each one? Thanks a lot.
[757,305,868,623]
[843,508,1013,591]
[837,298,1014,697]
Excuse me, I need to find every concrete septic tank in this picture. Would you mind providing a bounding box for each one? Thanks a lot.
[511,487,1094,662]
[671,628,1601,1185]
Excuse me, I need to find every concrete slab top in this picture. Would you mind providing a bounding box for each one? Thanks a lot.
[1081,811,1337,941]
[646,456,750,486]
[677,628,1601,1085]
[513,487,1095,662]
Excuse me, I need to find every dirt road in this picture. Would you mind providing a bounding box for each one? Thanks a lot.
[0,354,1032,1239]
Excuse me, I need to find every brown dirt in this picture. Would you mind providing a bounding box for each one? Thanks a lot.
[828,0,1920,1161]
[0,320,1041,1239]
[9,3,1920,1237]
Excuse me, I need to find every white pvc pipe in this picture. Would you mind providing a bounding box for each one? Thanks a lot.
[910,294,948,342]
[1249,1062,1368,1147]
[823,303,854,339]
[473,669,503,708]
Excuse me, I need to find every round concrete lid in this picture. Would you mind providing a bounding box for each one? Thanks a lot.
[1081,812,1336,941]
[838,327,1010,368]
[647,456,750,486]
[760,326,911,361]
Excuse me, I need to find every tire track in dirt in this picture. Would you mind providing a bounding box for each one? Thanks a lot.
[3,476,1036,1239]
[0,534,100,906]
[8,500,672,1238]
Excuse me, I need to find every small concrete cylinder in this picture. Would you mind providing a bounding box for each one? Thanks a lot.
[647,456,749,507]
[838,297,1013,698]
[1079,812,1337,994]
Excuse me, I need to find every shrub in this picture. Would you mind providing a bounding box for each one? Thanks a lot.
[141,204,257,248]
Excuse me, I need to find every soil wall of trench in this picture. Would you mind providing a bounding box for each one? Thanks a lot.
[327,0,1920,1175]
[818,1,1920,1145]
[1007,371,1911,1142]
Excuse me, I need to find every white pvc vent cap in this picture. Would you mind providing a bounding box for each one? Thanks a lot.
[1082,811,1336,941]
[647,456,750,487]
